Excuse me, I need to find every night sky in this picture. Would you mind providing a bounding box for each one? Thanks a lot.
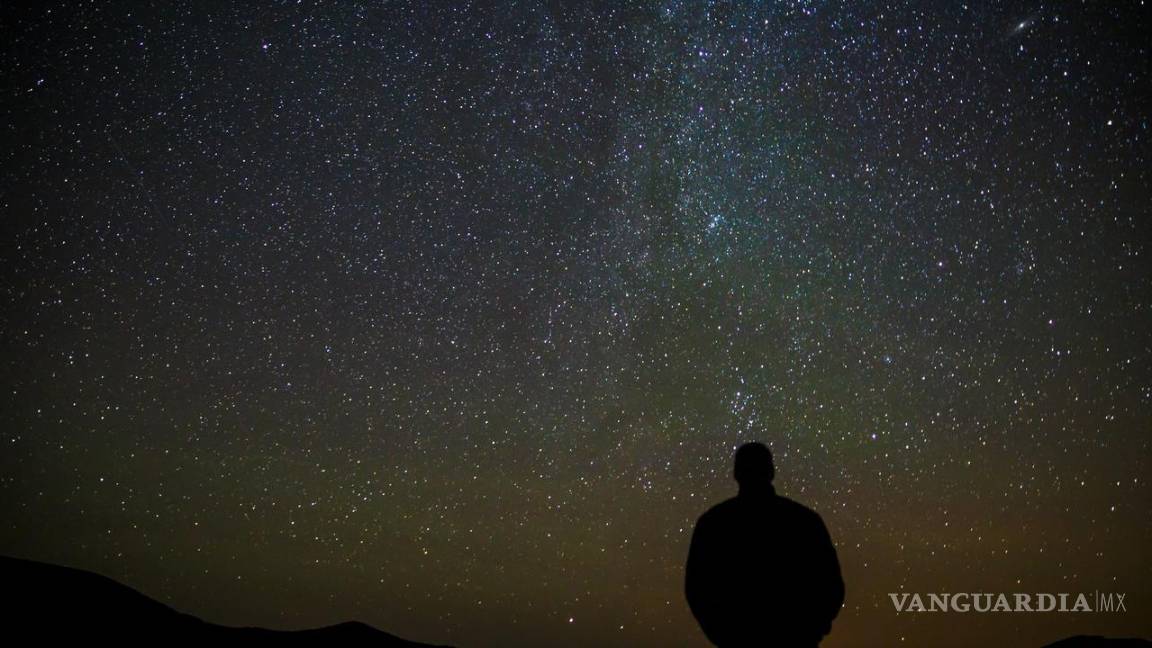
[1,1,1150,646]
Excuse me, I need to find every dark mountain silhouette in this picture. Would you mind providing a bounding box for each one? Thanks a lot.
[4,554,1146,646]
[1,555,452,646]
[1043,638,1152,648]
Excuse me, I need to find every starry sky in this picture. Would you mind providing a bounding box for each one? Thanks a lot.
[1,1,1149,646]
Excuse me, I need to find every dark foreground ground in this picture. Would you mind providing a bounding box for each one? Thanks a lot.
[2,554,1147,647]
[1044,639,1152,648]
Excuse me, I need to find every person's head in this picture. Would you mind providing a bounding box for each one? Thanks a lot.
[733,442,775,491]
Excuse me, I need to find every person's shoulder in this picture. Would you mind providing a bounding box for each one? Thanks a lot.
[774,495,827,524]
[697,496,741,523]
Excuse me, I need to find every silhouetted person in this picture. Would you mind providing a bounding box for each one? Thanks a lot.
[685,442,844,648]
